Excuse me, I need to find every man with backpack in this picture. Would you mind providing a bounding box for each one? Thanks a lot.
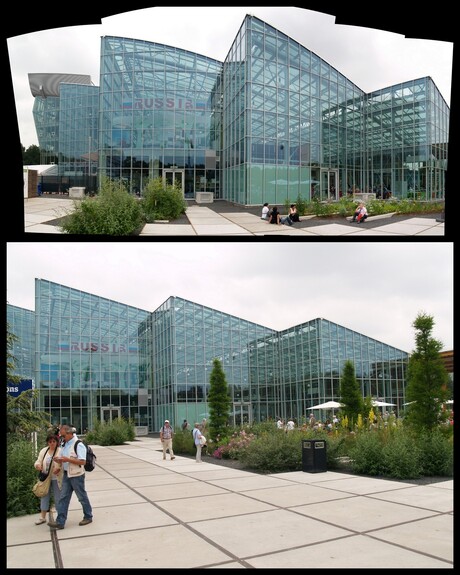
[47,424,93,530]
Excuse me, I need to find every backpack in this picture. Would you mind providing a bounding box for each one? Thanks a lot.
[73,439,96,472]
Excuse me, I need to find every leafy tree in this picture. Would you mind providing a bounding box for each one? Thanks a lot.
[338,360,364,427]
[404,312,450,431]
[207,358,232,441]
[7,322,51,437]
[22,144,41,165]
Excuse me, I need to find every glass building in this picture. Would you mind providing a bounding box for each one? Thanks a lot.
[28,15,449,203]
[8,279,409,433]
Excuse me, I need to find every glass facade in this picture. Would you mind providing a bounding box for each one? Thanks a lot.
[58,83,99,177]
[98,37,222,197]
[33,279,151,433]
[29,15,449,203]
[8,280,409,432]
[7,304,35,380]
[223,16,449,203]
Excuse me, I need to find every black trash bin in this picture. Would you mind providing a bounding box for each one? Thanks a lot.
[302,439,327,472]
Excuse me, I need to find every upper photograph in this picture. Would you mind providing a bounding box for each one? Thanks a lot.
[10,7,451,235]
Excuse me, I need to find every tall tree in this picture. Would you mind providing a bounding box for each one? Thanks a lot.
[207,358,232,441]
[338,360,364,427]
[404,312,450,431]
[22,144,41,165]
[7,321,51,437]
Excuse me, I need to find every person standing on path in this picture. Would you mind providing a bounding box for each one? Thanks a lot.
[33,433,62,525]
[192,422,203,462]
[47,424,93,530]
[160,420,175,460]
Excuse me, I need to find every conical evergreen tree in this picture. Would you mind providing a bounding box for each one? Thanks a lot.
[208,358,231,441]
[405,313,450,431]
[338,360,364,427]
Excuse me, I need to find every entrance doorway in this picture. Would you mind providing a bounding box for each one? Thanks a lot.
[163,170,185,196]
[101,407,121,423]
[321,170,339,200]
[232,403,252,426]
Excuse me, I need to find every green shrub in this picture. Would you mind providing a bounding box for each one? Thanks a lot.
[347,431,388,476]
[60,177,144,235]
[85,417,136,445]
[173,428,196,455]
[416,429,453,477]
[240,429,301,472]
[7,437,40,518]
[381,430,423,479]
[141,177,187,221]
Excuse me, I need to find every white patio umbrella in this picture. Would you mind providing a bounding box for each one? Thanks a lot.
[371,400,396,407]
[307,401,344,410]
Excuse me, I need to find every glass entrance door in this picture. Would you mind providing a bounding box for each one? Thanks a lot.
[101,407,121,424]
[232,403,252,426]
[163,170,185,196]
[321,170,338,200]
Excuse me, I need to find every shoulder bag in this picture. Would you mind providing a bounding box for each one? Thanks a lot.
[32,447,55,498]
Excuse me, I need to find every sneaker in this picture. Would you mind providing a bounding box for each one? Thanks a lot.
[35,518,46,525]
[171,456,175,460]
[47,521,64,529]
[79,518,93,526]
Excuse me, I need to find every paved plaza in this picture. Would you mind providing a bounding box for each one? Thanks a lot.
[7,436,453,569]
[24,197,445,236]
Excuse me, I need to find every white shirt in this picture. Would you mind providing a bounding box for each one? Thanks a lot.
[261,206,269,219]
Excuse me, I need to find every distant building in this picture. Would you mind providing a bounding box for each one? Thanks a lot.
[8,278,411,433]
[28,14,448,203]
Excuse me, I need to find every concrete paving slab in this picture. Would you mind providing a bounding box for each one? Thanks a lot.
[370,484,454,512]
[243,483,354,507]
[370,514,454,562]
[24,224,64,233]
[58,525,234,569]
[246,534,450,569]
[139,224,196,235]
[193,508,352,557]
[136,479,229,501]
[157,491,276,522]
[292,494,437,531]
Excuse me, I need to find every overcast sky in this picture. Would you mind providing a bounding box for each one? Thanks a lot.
[6,242,453,354]
[7,6,453,149]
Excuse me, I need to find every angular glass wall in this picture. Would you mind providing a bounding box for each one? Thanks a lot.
[29,73,95,167]
[152,296,274,428]
[222,15,367,205]
[364,77,448,200]
[34,279,151,433]
[99,36,223,197]
[7,304,35,380]
[32,95,60,165]
[58,83,99,178]
[278,318,408,423]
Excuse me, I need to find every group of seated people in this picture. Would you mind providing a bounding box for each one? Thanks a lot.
[261,203,300,226]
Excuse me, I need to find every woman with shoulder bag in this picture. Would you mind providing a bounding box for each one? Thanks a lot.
[33,433,62,525]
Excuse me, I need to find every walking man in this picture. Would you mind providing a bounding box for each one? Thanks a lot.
[48,424,93,529]
[160,420,175,460]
